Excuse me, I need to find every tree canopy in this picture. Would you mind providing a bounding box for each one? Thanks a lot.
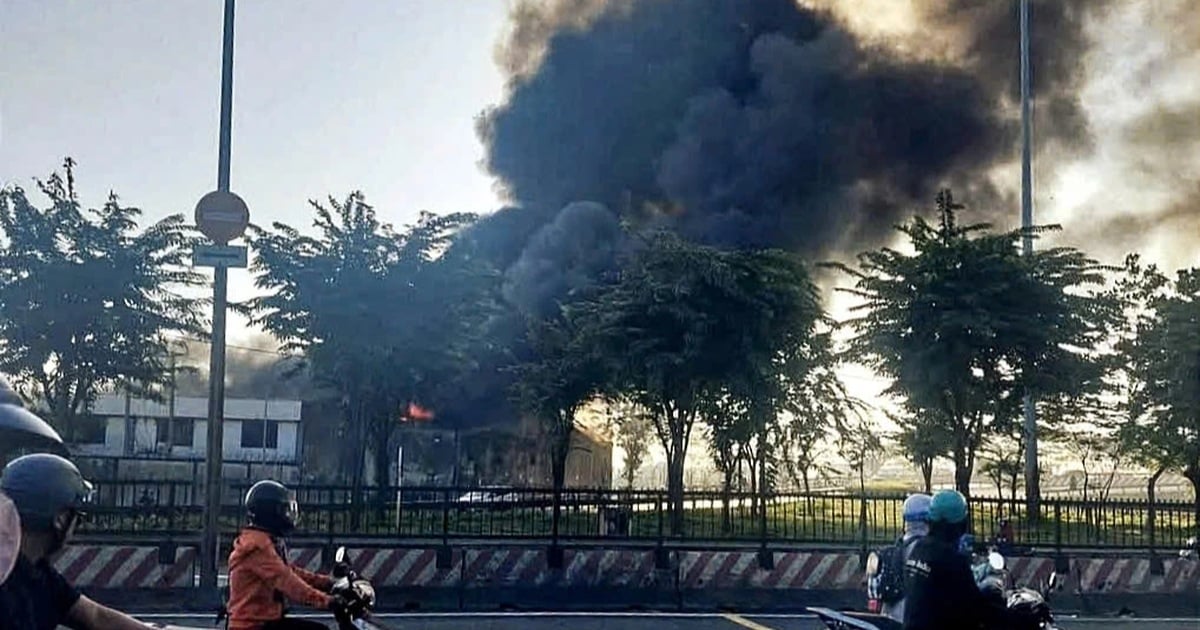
[0,160,206,438]
[242,192,490,487]
[836,190,1112,494]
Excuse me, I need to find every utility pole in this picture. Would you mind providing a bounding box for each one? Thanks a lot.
[1020,0,1041,517]
[199,0,242,594]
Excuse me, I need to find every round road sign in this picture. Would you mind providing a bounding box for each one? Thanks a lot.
[194,190,250,244]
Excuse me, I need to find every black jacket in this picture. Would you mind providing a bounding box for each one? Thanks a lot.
[902,535,1007,630]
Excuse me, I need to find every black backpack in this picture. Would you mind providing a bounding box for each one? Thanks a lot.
[877,536,919,604]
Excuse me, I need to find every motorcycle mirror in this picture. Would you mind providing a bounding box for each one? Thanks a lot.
[988,551,1006,571]
[1047,572,1059,591]
[335,546,346,564]
[865,551,880,577]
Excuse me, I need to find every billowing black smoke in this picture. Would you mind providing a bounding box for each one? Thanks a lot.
[477,0,1107,252]
[451,0,1113,427]
[503,201,626,318]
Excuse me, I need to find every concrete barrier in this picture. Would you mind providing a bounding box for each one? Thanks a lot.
[61,542,1199,616]
[53,544,195,589]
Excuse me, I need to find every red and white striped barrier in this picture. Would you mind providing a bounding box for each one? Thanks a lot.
[53,545,195,589]
[54,544,1200,595]
[678,551,862,590]
[1070,557,1200,593]
[344,548,463,588]
[461,548,666,588]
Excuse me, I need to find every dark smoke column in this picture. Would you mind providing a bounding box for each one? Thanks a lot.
[478,0,1020,256]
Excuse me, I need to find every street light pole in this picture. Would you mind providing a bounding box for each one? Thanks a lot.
[1020,0,1041,517]
[200,0,237,593]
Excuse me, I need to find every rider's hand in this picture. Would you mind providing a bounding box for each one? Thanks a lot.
[330,592,366,618]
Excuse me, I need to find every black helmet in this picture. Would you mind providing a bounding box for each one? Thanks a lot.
[0,378,64,458]
[244,480,298,536]
[0,453,94,531]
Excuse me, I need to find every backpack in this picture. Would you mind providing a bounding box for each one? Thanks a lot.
[877,536,919,604]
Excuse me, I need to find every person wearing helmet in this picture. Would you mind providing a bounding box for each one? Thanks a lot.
[0,377,64,466]
[879,493,931,623]
[0,453,149,629]
[227,479,354,630]
[902,489,1010,630]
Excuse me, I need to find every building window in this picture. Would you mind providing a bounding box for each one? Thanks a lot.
[241,419,279,449]
[72,415,108,445]
[155,418,194,447]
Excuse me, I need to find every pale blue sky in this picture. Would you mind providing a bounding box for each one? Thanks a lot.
[1,0,510,339]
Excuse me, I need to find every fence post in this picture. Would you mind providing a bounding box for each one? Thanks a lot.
[1054,501,1063,552]
[758,489,773,570]
[168,483,177,532]
[654,491,669,570]
[441,487,451,548]
[1053,501,1069,573]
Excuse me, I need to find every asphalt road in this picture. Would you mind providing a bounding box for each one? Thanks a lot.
[129,612,1198,629]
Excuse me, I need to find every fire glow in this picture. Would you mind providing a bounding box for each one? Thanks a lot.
[404,402,435,422]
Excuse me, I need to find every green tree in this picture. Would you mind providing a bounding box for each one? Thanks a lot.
[893,408,950,494]
[780,332,852,504]
[243,192,487,493]
[702,391,754,532]
[574,234,825,533]
[1126,267,1200,525]
[0,160,206,437]
[836,190,1110,496]
[608,399,654,489]
[510,316,601,492]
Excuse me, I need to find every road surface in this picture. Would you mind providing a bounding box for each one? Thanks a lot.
[128,611,1196,629]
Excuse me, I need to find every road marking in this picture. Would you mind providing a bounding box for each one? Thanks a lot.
[721,613,776,630]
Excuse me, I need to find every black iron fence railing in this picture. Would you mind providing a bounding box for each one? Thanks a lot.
[78,481,1198,552]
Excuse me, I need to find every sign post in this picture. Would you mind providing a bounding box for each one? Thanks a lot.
[198,0,247,596]
[395,446,404,532]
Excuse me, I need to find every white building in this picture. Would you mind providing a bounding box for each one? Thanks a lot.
[74,394,302,462]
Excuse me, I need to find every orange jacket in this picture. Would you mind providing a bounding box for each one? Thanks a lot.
[227,528,333,630]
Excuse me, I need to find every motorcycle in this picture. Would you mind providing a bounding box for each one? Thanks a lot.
[330,545,388,630]
[825,550,1062,630]
[147,545,381,630]
[1180,537,1198,560]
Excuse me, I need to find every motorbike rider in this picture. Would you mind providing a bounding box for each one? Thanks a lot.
[0,453,150,629]
[903,489,1010,630]
[880,493,931,623]
[227,479,364,630]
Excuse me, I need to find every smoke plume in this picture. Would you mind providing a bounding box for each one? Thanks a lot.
[477,0,1111,254]
[503,201,626,318]
[459,0,1199,423]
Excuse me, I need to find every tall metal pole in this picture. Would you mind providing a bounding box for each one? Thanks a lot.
[200,0,236,593]
[1020,0,1041,516]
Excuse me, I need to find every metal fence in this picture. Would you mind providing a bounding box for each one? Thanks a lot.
[79,481,1198,552]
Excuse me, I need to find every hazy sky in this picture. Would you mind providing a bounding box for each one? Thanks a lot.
[1,0,509,341]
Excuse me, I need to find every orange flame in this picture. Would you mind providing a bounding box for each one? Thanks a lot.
[405,402,435,422]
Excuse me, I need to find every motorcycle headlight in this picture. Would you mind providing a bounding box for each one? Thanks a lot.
[865,552,880,577]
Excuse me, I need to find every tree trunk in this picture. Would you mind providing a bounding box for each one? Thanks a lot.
[551,436,568,546]
[953,443,973,497]
[348,397,366,530]
[1185,463,1200,536]
[802,469,814,516]
[1147,466,1166,556]
[748,453,759,519]
[920,459,934,494]
[667,450,686,536]
[721,469,734,535]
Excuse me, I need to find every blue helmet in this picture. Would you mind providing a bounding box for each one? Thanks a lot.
[902,493,932,522]
[929,489,969,524]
